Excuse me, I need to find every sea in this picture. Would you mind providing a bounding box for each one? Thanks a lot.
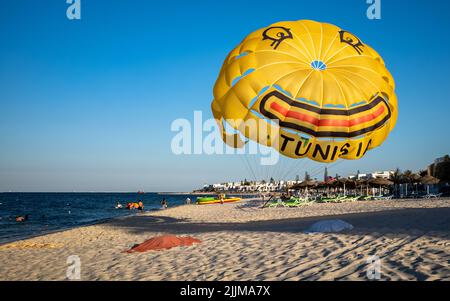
[0,192,200,244]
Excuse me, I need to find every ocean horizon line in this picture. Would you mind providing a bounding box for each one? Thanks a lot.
[0,191,193,194]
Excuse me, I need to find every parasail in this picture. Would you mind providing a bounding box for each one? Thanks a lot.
[212,20,397,163]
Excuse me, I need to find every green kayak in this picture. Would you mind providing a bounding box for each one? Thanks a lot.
[197,197,216,202]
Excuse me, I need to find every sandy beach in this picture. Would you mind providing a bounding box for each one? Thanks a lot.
[0,198,449,281]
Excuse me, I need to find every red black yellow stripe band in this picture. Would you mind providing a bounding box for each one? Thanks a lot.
[259,90,391,138]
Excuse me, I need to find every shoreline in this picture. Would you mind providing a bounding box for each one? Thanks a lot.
[0,207,166,246]
[1,197,449,280]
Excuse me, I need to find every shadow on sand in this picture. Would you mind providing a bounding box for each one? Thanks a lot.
[105,207,450,237]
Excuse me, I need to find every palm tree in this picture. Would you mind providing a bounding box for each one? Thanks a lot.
[390,168,403,197]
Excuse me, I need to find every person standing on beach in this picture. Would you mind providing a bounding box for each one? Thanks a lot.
[161,198,168,209]
[185,197,191,205]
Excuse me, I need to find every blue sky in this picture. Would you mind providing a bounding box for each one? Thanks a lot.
[0,0,449,192]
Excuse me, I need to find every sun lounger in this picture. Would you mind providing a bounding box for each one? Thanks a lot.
[266,199,285,208]
[357,196,374,201]
[422,193,442,199]
[285,199,315,207]
[373,195,394,201]
[266,197,313,208]
[318,196,345,203]
[320,196,358,203]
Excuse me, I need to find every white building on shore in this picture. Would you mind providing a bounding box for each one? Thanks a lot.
[200,170,394,193]
[348,170,394,180]
[202,180,299,193]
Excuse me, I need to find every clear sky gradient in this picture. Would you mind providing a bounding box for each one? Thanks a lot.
[1,0,449,192]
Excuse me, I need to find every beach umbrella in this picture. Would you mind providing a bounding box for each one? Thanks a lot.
[420,175,440,194]
[314,180,336,195]
[369,178,394,196]
[334,178,357,196]
[211,20,398,164]
[368,178,394,186]
[299,180,318,188]
[290,180,318,197]
[289,180,318,190]
[315,180,335,189]
[412,174,421,182]
[419,175,440,185]
[411,174,421,194]
[355,179,369,196]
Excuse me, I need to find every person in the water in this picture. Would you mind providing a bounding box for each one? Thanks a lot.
[15,214,29,222]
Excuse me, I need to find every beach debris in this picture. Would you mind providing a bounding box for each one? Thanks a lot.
[0,242,63,250]
[126,235,201,253]
[306,219,354,233]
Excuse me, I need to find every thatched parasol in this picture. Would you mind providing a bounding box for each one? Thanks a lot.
[368,178,394,186]
[333,178,357,195]
[356,179,368,186]
[419,175,440,185]
[367,178,393,197]
[336,178,357,187]
[354,179,371,196]
[290,180,318,190]
[411,174,421,183]
[419,175,440,195]
[315,180,336,189]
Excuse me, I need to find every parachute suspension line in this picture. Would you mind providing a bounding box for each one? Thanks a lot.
[298,159,311,180]
[307,163,325,181]
[237,153,251,183]
[280,157,302,180]
[280,157,294,181]
[265,160,273,182]
[280,157,309,182]
[273,155,287,181]
[251,154,259,182]
[312,162,329,178]
[261,158,268,182]
[250,153,263,182]
[252,151,264,182]
[242,150,258,183]
[237,152,256,184]
[257,154,266,182]
[281,156,293,180]
[270,157,281,182]
[310,159,345,180]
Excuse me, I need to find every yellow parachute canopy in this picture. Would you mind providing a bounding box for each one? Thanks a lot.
[212,20,397,163]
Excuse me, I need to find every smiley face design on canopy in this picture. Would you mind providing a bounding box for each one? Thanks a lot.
[212,20,397,163]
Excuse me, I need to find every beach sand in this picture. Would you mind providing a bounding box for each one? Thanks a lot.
[0,198,449,281]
